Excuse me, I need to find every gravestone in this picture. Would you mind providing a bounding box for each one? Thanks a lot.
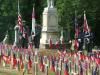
[40,0,59,49]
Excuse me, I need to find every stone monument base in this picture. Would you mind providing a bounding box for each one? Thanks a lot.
[40,43,58,49]
[40,32,59,49]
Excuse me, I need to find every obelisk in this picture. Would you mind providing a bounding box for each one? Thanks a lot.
[40,0,59,49]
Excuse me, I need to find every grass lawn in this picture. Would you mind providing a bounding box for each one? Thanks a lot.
[0,49,65,75]
[0,69,17,75]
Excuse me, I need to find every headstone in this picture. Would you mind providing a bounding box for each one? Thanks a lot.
[40,0,59,49]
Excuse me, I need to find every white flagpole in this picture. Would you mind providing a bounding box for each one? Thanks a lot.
[60,27,64,44]
[32,6,36,35]
[18,0,20,15]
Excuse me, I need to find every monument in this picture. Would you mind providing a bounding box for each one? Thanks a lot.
[40,0,59,48]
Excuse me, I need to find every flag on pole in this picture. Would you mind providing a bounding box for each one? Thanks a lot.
[28,55,32,71]
[64,62,69,75]
[93,66,97,75]
[83,11,90,50]
[18,14,23,33]
[74,10,79,50]
[55,40,60,49]
[80,63,83,75]
[12,54,17,68]
[39,56,44,72]
[17,0,23,33]
[32,7,36,35]
[83,11,89,32]
[50,58,55,72]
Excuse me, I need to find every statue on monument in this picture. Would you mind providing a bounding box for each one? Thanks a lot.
[47,0,54,8]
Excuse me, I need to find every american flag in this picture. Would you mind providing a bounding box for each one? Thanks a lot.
[32,7,36,35]
[83,11,89,32]
[18,14,23,33]
[17,0,23,33]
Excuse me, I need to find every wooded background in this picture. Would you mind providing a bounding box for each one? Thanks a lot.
[0,0,100,46]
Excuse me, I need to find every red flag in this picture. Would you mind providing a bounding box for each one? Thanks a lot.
[83,11,89,32]
[28,56,32,70]
[49,37,53,49]
[74,39,79,50]
[19,55,24,69]
[62,39,66,51]
[95,58,100,66]
[13,57,17,68]
[39,56,44,72]
[2,55,11,64]
[18,13,23,33]
[17,0,23,33]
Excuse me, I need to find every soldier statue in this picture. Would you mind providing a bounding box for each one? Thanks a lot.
[47,0,54,8]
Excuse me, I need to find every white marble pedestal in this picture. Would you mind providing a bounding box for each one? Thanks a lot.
[40,7,59,49]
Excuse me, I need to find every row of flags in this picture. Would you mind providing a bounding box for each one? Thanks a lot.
[49,37,66,50]
[0,44,99,75]
[49,28,66,50]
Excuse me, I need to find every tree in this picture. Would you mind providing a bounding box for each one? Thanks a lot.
[0,0,100,46]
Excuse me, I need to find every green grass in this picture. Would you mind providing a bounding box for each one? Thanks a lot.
[0,69,17,75]
[49,72,55,75]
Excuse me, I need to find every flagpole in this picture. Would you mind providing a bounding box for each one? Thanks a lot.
[75,10,77,34]
[18,0,20,15]
[32,5,36,36]
[83,10,86,50]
